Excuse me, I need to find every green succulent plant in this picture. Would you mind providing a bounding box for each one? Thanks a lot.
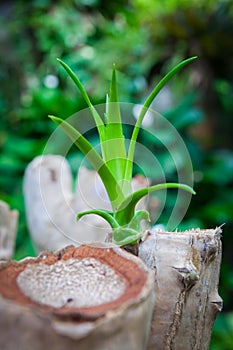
[49,56,196,246]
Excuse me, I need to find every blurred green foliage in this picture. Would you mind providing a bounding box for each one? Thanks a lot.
[0,0,233,348]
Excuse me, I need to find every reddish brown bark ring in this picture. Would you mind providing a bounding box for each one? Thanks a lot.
[0,244,154,321]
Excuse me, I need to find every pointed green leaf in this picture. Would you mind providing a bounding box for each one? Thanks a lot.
[115,183,196,225]
[77,209,119,229]
[124,56,198,182]
[57,59,106,146]
[108,64,124,132]
[128,210,150,231]
[113,227,142,246]
[104,65,127,182]
[113,210,150,245]
[49,115,125,208]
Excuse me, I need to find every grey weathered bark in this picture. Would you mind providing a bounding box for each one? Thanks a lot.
[0,200,18,260]
[139,227,223,350]
[0,244,155,350]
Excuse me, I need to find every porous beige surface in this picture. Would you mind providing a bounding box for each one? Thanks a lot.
[17,257,125,308]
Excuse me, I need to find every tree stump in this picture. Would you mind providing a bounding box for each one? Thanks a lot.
[0,244,155,350]
[0,200,18,260]
[139,227,223,350]
[21,156,223,348]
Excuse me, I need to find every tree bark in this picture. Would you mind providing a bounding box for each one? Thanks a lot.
[139,227,223,350]
[0,200,18,260]
[0,244,155,350]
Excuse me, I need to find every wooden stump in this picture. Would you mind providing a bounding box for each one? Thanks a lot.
[0,244,155,350]
[139,227,223,350]
[21,156,223,348]
[0,200,18,260]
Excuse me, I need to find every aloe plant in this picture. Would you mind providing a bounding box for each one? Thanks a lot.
[49,57,197,246]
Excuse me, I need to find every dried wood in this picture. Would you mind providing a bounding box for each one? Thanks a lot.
[0,244,155,350]
[139,227,223,350]
[0,200,18,260]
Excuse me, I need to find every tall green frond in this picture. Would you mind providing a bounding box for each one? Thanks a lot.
[57,59,106,148]
[124,56,198,182]
[104,65,127,183]
[49,115,125,209]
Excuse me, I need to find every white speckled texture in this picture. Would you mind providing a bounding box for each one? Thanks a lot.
[17,258,125,308]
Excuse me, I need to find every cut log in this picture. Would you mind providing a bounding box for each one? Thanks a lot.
[139,227,223,350]
[0,244,155,350]
[0,201,18,260]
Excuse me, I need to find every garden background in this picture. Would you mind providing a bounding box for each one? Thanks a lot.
[0,1,232,348]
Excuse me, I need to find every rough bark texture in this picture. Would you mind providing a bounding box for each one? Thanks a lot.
[0,200,18,260]
[0,244,155,350]
[139,227,223,350]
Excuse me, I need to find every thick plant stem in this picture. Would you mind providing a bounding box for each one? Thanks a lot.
[139,227,223,350]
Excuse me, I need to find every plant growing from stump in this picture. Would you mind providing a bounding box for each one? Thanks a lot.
[49,57,197,246]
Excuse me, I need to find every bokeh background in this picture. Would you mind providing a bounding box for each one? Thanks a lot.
[0,1,233,348]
